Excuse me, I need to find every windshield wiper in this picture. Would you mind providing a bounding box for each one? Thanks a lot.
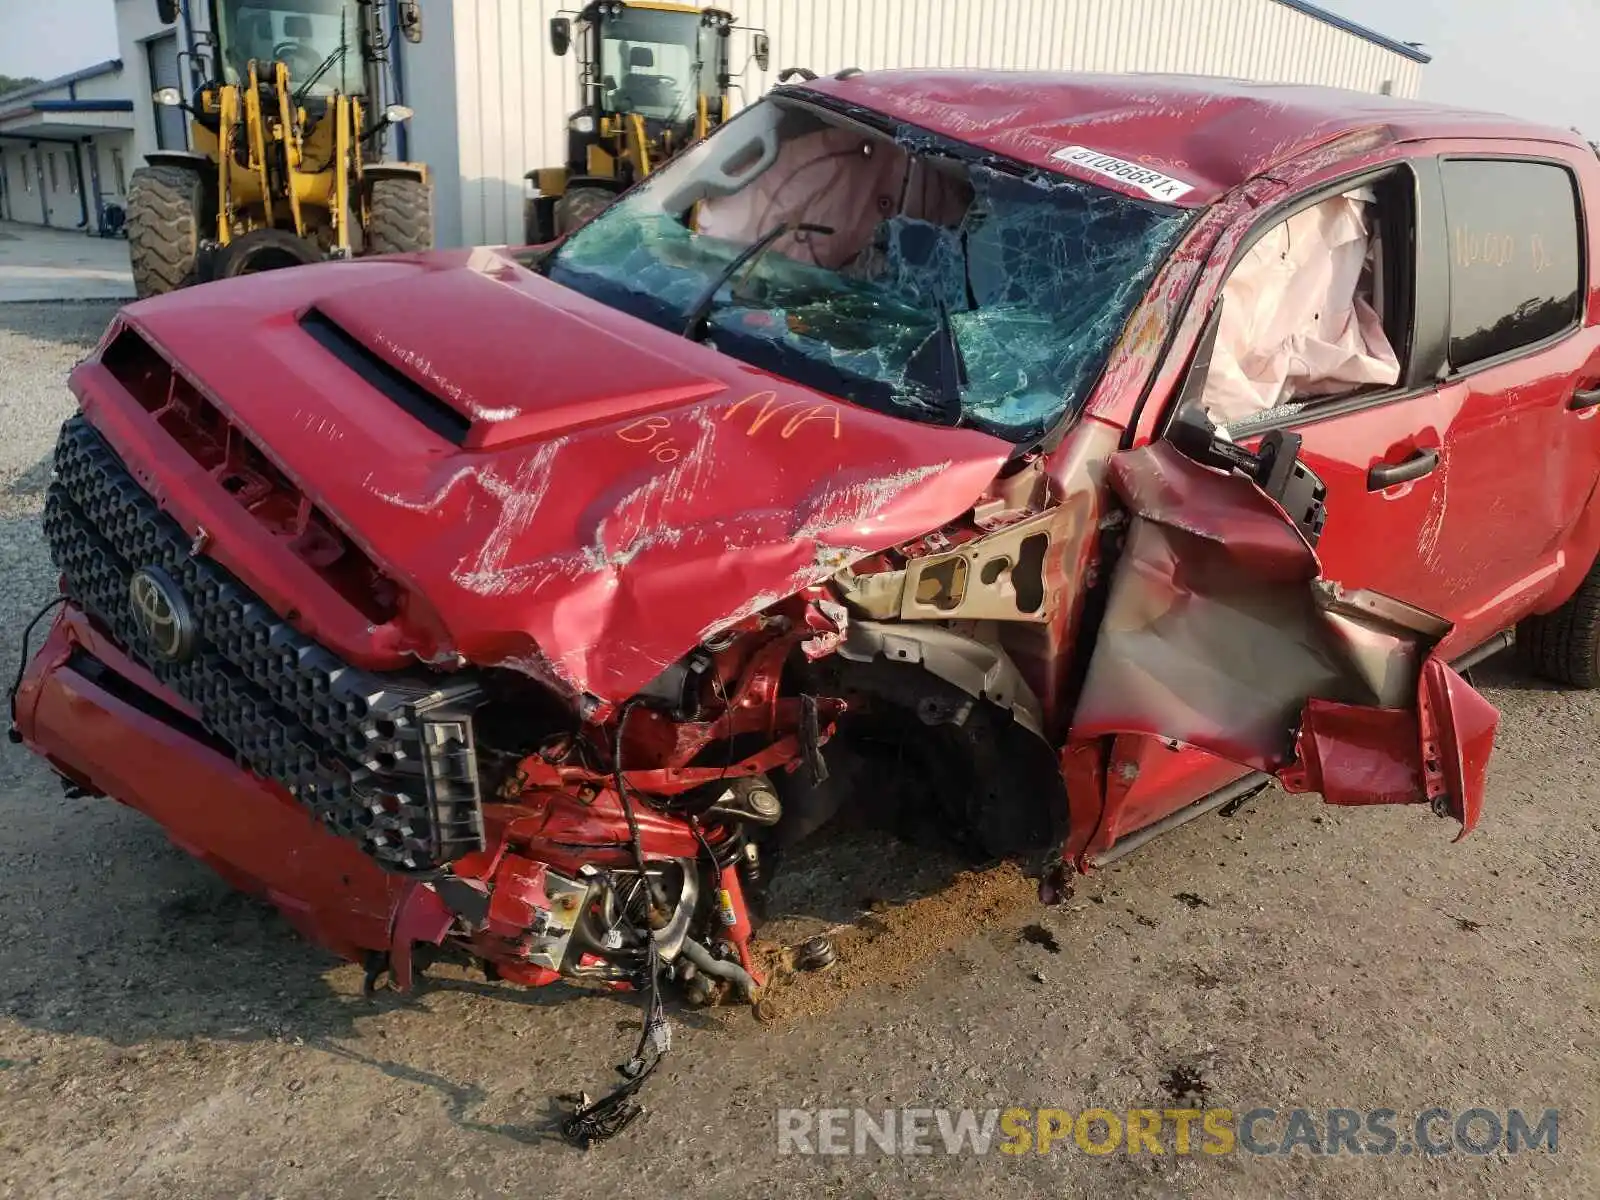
[293,15,350,103]
[680,220,834,342]
[293,45,346,101]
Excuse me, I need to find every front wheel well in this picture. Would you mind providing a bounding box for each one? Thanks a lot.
[778,657,1068,861]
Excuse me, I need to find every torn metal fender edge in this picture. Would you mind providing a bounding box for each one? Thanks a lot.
[1069,439,1502,834]
[836,618,1046,737]
[387,880,455,991]
[1080,631,1514,869]
[1283,658,1499,836]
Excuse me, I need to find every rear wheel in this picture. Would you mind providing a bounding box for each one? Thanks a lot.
[554,186,615,236]
[1522,562,1600,687]
[127,163,207,297]
[365,175,434,255]
[212,228,323,279]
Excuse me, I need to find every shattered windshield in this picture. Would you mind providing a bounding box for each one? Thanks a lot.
[546,96,1191,440]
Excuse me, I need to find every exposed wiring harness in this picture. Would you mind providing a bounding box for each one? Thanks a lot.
[560,942,670,1148]
[6,596,66,737]
[560,655,774,1145]
[611,698,666,910]
[560,699,672,1147]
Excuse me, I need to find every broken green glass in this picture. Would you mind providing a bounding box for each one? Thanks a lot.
[548,97,1191,441]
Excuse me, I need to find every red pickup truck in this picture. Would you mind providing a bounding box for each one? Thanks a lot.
[12,72,1600,1009]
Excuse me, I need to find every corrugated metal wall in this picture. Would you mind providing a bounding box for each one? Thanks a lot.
[432,0,1425,247]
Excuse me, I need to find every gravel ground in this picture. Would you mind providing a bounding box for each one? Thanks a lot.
[0,301,1596,1199]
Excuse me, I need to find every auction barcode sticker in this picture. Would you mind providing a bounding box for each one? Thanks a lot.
[1050,146,1194,202]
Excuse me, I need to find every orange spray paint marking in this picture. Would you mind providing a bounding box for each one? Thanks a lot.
[724,390,843,440]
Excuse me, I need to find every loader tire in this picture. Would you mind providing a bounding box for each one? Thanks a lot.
[212,228,323,278]
[1521,560,1600,688]
[554,186,614,236]
[366,175,434,255]
[127,163,206,298]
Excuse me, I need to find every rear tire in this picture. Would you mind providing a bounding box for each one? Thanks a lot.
[127,163,206,298]
[212,228,323,279]
[365,175,434,255]
[554,186,615,236]
[1522,562,1600,687]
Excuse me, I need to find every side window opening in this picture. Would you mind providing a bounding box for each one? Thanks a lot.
[1194,171,1413,437]
[1440,158,1582,372]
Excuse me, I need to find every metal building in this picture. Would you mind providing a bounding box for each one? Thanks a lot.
[0,61,137,232]
[405,0,1428,248]
[104,0,1428,249]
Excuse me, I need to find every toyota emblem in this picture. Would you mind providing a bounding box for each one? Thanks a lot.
[128,567,196,663]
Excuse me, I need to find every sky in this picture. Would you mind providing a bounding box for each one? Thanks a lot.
[0,0,1596,134]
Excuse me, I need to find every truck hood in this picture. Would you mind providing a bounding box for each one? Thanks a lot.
[113,247,1011,700]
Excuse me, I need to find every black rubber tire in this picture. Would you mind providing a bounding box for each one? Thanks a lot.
[365,175,434,255]
[127,163,207,298]
[554,186,615,236]
[526,194,557,245]
[212,227,323,279]
[1522,562,1600,688]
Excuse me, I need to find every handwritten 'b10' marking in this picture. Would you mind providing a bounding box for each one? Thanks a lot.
[724,391,843,440]
[616,415,682,463]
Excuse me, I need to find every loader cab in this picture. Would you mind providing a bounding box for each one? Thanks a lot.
[532,2,763,242]
[211,0,368,99]
[557,3,736,181]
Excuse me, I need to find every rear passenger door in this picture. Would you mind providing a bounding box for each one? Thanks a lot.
[1422,155,1600,638]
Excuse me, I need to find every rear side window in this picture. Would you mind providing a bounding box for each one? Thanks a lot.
[1442,159,1583,370]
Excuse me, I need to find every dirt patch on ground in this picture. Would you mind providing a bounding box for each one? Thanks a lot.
[749,862,1040,1025]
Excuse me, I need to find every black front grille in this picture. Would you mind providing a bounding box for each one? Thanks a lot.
[43,415,485,873]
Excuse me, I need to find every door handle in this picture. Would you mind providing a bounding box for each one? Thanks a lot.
[1367,449,1439,490]
[1570,386,1600,411]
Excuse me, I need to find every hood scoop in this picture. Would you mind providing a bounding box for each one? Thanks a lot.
[300,309,473,446]
[308,260,728,450]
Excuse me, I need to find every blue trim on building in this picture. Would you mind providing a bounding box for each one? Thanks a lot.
[30,100,136,114]
[0,59,126,107]
[1271,0,1431,63]
[0,60,125,108]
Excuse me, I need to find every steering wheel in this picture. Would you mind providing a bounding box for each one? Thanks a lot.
[270,41,324,81]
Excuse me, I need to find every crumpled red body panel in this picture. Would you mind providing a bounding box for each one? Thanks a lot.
[1103,437,1322,584]
[1420,658,1500,837]
[91,250,1013,701]
[1072,441,1500,832]
[1283,701,1424,806]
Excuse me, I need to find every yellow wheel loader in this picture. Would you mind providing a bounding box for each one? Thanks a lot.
[525,1,770,242]
[128,0,431,297]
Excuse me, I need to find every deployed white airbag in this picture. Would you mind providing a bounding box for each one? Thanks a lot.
[1202,191,1400,426]
[696,128,969,269]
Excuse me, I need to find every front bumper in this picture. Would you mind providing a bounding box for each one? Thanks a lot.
[14,607,402,960]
